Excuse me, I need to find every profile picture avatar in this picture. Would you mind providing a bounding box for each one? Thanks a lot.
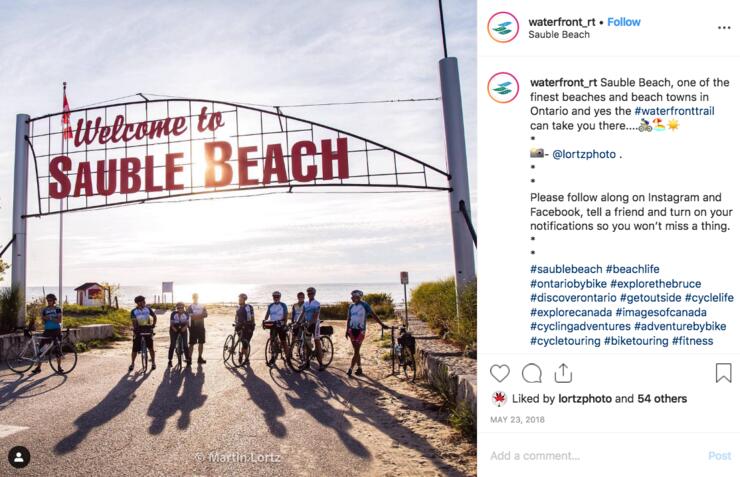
[487,12,520,43]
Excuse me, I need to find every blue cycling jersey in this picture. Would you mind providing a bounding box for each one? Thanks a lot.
[266,302,288,321]
[303,299,320,323]
[348,301,373,330]
[42,306,62,331]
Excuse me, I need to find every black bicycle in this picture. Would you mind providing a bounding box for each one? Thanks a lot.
[137,331,154,373]
[173,327,188,367]
[6,327,77,375]
[223,323,250,367]
[288,321,334,372]
[390,326,416,382]
[263,320,287,366]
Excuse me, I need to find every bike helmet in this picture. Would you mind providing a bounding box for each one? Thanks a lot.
[46,293,57,301]
[272,291,281,297]
[351,290,363,298]
[134,295,145,304]
[306,287,316,294]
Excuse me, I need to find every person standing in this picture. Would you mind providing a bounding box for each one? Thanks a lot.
[32,293,63,374]
[346,290,388,376]
[235,293,256,364]
[187,293,208,364]
[168,302,192,367]
[290,292,305,325]
[129,295,157,372]
[298,286,324,371]
[263,291,290,366]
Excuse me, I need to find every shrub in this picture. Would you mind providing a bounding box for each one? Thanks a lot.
[409,277,456,333]
[449,279,477,351]
[320,302,349,321]
[410,277,477,351]
[0,285,23,333]
[363,292,395,318]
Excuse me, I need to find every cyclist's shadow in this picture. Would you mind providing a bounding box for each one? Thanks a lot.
[177,364,207,430]
[282,370,369,458]
[229,365,287,438]
[147,367,185,434]
[147,365,207,434]
[55,373,150,454]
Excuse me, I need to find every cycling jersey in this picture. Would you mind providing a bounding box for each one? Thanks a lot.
[348,301,373,331]
[236,304,255,325]
[42,306,62,331]
[291,303,304,322]
[266,302,288,322]
[187,303,207,325]
[170,311,190,327]
[131,306,156,327]
[303,299,320,323]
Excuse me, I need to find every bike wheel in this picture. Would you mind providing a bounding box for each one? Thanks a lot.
[264,337,275,365]
[141,340,149,372]
[176,336,183,367]
[231,339,247,367]
[319,336,334,367]
[223,335,234,363]
[402,347,416,382]
[49,341,77,375]
[6,342,35,374]
[288,338,306,372]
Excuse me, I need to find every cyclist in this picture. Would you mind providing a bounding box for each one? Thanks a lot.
[235,293,255,364]
[168,302,192,367]
[32,293,63,374]
[346,290,389,377]
[187,293,208,364]
[290,292,305,324]
[129,295,157,372]
[263,291,289,366]
[297,286,324,371]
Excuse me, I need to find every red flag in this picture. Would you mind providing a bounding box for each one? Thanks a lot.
[62,89,73,140]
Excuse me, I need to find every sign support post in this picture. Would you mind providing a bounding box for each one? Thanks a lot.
[400,271,409,327]
[12,114,30,327]
[439,58,476,297]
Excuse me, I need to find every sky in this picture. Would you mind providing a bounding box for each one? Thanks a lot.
[0,0,476,290]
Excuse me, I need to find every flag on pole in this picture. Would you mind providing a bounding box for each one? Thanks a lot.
[62,84,73,140]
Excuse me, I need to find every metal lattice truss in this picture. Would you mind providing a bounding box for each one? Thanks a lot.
[24,98,450,217]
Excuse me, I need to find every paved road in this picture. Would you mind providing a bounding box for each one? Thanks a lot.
[0,314,468,476]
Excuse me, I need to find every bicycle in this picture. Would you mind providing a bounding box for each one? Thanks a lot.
[136,331,155,373]
[263,320,286,366]
[288,321,334,372]
[223,323,250,367]
[173,327,188,367]
[390,326,416,382]
[6,327,78,375]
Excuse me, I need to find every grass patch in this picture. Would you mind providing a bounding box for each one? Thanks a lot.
[449,400,476,441]
[27,305,133,336]
[410,277,477,351]
[376,333,392,349]
[74,338,117,353]
[381,351,392,362]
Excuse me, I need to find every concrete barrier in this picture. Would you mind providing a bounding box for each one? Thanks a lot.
[408,317,477,418]
[0,324,114,359]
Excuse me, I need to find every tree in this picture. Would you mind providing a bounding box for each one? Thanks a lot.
[100,282,120,308]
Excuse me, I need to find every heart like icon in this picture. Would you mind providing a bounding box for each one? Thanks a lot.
[490,364,510,383]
